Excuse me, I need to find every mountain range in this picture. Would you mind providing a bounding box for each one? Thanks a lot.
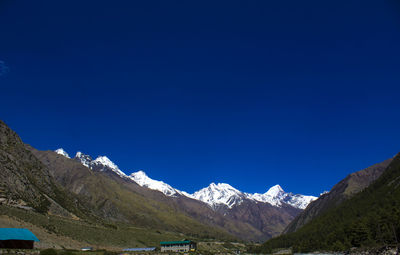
[52,147,317,241]
[56,148,317,211]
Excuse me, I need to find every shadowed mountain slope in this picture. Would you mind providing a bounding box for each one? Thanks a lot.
[257,153,400,253]
[284,158,392,234]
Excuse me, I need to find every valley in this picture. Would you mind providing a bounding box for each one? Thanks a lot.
[1,118,399,254]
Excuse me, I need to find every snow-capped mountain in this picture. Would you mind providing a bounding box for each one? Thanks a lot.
[54,148,317,210]
[247,185,316,209]
[190,183,245,209]
[60,150,129,179]
[190,183,317,210]
[55,148,70,158]
[91,156,128,179]
[247,184,287,207]
[129,170,182,197]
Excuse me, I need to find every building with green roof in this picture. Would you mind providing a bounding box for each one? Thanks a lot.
[160,239,196,252]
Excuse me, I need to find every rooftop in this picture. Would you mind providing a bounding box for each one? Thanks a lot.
[160,240,193,245]
[0,228,39,242]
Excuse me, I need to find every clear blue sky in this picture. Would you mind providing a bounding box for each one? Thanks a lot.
[1,0,400,196]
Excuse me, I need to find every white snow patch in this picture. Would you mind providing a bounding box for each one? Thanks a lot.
[129,170,183,197]
[55,148,70,158]
[75,151,92,168]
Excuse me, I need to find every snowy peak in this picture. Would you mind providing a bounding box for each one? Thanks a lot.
[92,156,119,170]
[247,185,317,209]
[74,151,92,167]
[266,184,285,197]
[191,183,245,209]
[73,152,128,179]
[189,183,317,210]
[55,148,70,158]
[90,155,128,179]
[129,170,181,197]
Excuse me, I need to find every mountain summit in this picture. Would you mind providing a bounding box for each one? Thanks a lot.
[190,183,245,209]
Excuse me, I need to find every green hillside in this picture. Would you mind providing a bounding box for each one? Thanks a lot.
[256,152,400,253]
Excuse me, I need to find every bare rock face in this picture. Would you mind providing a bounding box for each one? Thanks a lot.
[284,158,393,234]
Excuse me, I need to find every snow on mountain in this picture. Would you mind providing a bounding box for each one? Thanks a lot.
[75,152,93,168]
[72,151,182,196]
[190,183,245,209]
[129,170,182,197]
[69,149,317,209]
[189,183,317,210]
[246,184,317,209]
[247,184,287,207]
[55,148,70,158]
[73,152,128,179]
[91,156,128,179]
[284,194,317,209]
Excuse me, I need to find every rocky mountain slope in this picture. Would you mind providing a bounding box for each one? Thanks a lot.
[284,157,392,234]
[0,120,89,218]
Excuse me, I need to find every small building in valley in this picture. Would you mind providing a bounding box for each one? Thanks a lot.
[160,240,196,252]
[0,228,40,249]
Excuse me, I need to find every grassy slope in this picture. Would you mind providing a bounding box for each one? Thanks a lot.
[0,205,185,250]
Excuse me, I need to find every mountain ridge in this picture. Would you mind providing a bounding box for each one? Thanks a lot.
[283,157,393,234]
[56,148,317,210]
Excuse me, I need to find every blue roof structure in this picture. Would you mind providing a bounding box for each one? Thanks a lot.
[122,247,156,252]
[0,228,39,242]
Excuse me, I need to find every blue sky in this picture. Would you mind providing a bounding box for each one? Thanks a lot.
[1,0,400,196]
